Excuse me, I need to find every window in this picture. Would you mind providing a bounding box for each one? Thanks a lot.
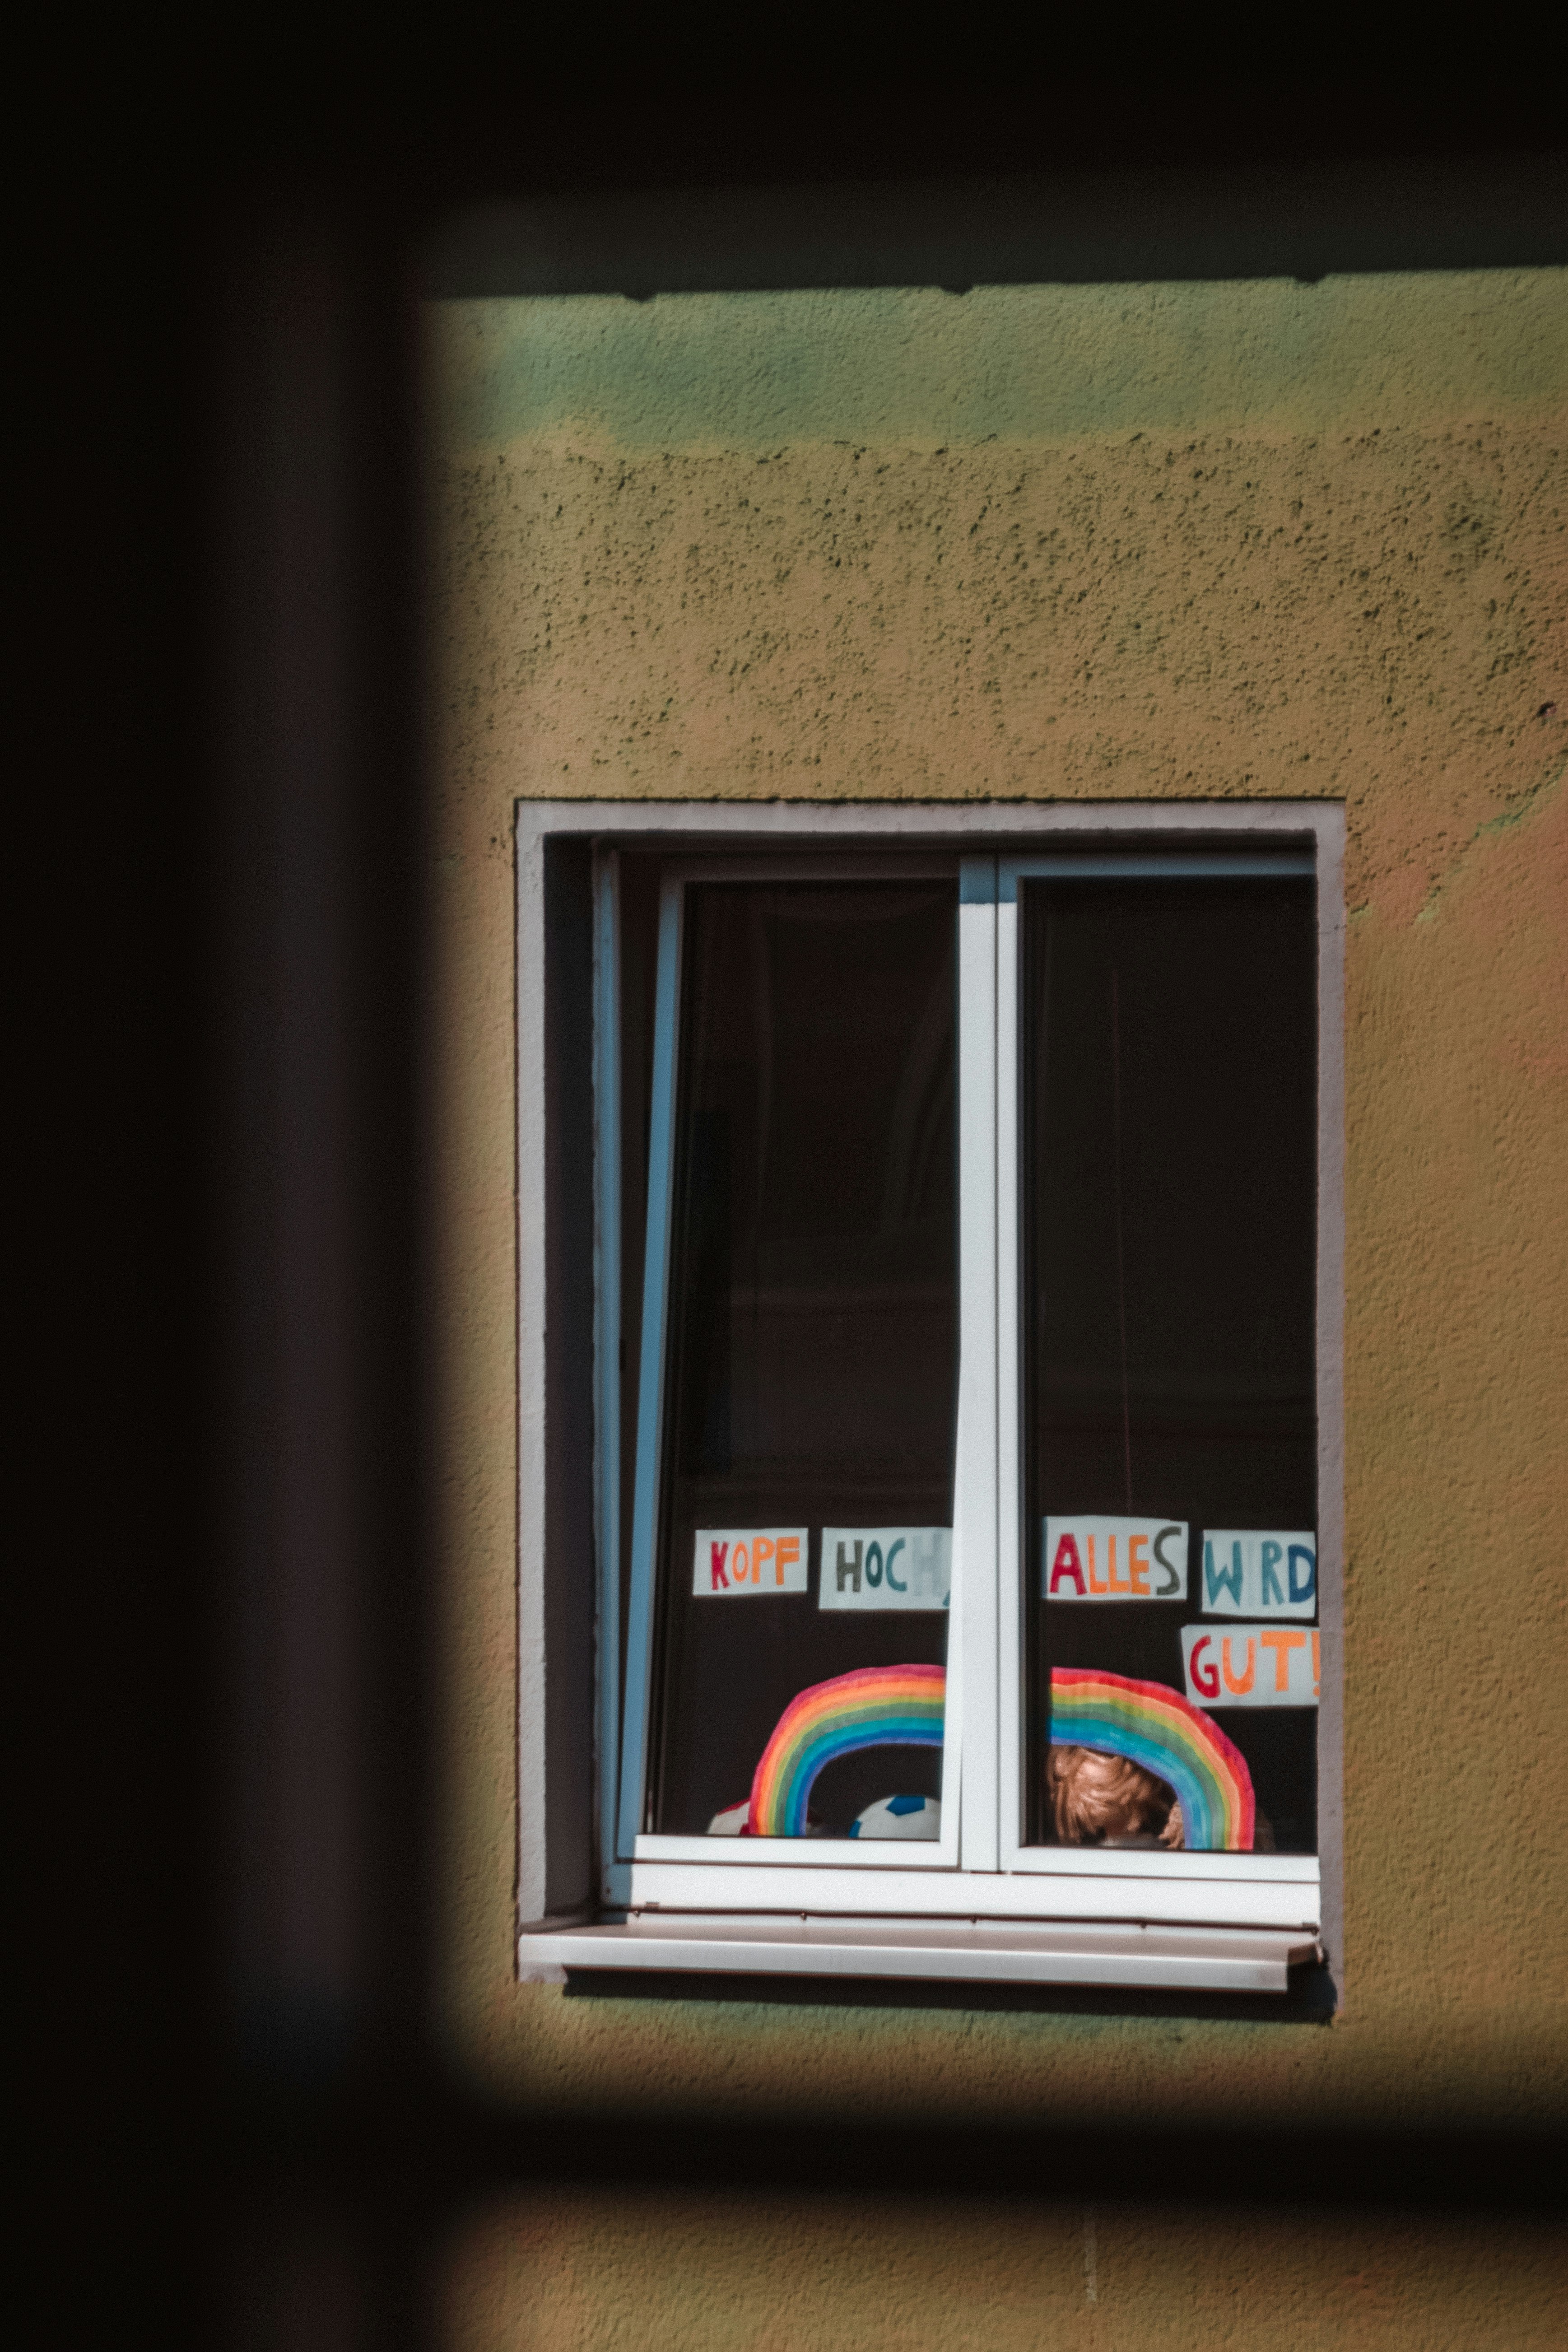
[519,806,1342,1993]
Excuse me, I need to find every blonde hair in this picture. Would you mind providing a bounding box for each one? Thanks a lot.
[1046,1743,1184,1848]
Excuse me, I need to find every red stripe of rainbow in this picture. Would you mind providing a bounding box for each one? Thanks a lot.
[748,1664,945,1838]
[1049,1667,1255,1851]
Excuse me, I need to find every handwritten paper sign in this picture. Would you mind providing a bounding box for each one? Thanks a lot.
[1182,1623,1320,1708]
[1200,1531,1316,1618]
[694,1528,808,1596]
[1043,1516,1188,1602]
[819,1527,951,1611]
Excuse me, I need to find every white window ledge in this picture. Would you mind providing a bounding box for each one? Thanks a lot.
[519,1914,1321,1994]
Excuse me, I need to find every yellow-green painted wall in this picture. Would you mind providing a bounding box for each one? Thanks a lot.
[429,272,1568,2347]
[443,2192,1562,2352]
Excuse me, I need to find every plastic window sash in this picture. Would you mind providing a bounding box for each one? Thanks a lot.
[613,856,965,1875]
[602,1858,1321,1932]
[994,849,1323,1886]
[998,851,1316,899]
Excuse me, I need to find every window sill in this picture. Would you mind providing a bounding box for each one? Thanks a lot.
[519,1913,1321,1993]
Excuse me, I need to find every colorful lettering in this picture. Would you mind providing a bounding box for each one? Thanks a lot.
[1153,1526,1183,1596]
[1221,1635,1256,1695]
[1260,1628,1305,1691]
[1045,1517,1188,1602]
[1189,1635,1220,1701]
[1049,1534,1086,1595]
[820,1527,950,1611]
[1201,1529,1315,1618]
[1182,1621,1318,1709]
[1205,1539,1245,1609]
[695,1527,810,1598]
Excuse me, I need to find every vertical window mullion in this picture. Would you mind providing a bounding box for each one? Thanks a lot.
[954,859,1000,1872]
[995,869,1025,1868]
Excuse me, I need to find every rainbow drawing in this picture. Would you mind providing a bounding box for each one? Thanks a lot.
[1049,1667,1256,1851]
[749,1664,945,1838]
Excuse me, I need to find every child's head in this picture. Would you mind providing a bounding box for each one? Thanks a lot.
[1046,1743,1184,1846]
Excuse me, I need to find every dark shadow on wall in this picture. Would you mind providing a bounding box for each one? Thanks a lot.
[559,1959,1340,2023]
[425,152,1568,301]
[465,2114,1566,2218]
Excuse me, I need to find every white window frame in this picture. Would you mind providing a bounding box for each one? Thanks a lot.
[612,856,968,1878]
[991,848,1326,1889]
[516,801,1344,1990]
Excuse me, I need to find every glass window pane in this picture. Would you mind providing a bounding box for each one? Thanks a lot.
[1023,878,1318,1855]
[646,880,957,1840]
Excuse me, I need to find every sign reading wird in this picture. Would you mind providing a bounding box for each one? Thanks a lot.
[1200,1531,1316,1618]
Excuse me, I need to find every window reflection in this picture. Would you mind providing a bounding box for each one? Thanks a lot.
[1022,879,1319,1854]
[647,883,958,1838]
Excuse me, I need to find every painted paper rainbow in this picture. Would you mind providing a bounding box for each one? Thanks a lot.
[1049,1667,1256,1851]
[749,1664,945,1838]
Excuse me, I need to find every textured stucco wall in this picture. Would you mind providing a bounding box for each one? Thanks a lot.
[442,2190,1565,2352]
[428,274,1567,2345]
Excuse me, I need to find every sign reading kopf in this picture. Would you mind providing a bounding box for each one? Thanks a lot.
[693,1528,809,1595]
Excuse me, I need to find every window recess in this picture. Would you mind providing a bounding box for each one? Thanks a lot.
[518,808,1342,1992]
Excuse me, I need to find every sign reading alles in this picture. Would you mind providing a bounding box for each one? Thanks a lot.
[1182,1623,1320,1708]
[819,1527,950,1611]
[1044,1516,1187,1602]
[1200,1530,1316,1617]
[694,1528,808,1596]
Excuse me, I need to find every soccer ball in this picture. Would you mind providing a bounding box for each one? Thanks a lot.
[850,1794,941,1840]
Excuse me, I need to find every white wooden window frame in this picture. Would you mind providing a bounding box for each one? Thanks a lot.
[516,800,1344,1987]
